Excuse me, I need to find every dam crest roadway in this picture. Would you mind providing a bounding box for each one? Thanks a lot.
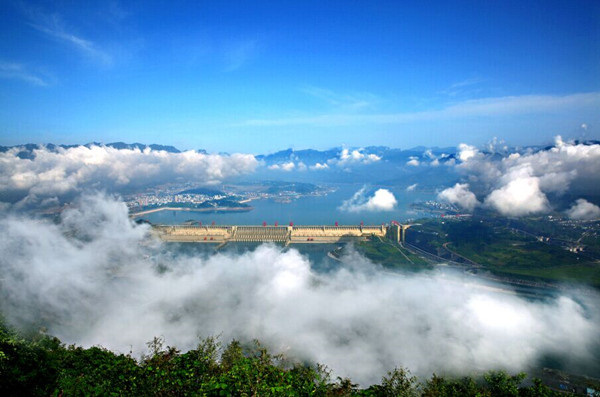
[152,223,411,246]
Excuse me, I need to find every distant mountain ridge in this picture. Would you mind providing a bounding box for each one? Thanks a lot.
[0,142,182,160]
[101,142,183,153]
[2,140,598,164]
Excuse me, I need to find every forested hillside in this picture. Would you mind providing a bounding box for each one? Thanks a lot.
[0,320,587,396]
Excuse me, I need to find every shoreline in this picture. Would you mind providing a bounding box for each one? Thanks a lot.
[129,206,253,217]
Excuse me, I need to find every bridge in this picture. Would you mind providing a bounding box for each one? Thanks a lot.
[152,224,411,245]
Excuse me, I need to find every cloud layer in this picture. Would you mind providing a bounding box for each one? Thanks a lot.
[339,187,398,212]
[264,148,381,173]
[566,199,600,220]
[0,145,258,208]
[438,183,480,212]
[484,177,550,216]
[439,138,600,216]
[334,148,381,166]
[0,194,598,386]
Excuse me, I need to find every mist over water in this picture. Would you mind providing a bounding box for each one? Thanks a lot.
[1,194,599,386]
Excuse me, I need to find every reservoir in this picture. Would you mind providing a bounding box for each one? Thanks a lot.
[139,183,435,226]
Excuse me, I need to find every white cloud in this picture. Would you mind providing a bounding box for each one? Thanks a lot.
[310,162,329,170]
[339,148,380,165]
[268,161,295,171]
[0,145,258,208]
[23,6,112,66]
[458,143,478,162]
[486,137,508,154]
[471,136,600,192]
[241,92,600,127]
[406,183,418,192]
[325,148,381,168]
[566,199,600,220]
[0,61,51,86]
[339,187,397,212]
[485,177,550,216]
[438,183,480,212]
[1,194,599,386]
[417,150,444,167]
[406,150,448,168]
[446,137,600,217]
[406,156,420,166]
[440,77,484,96]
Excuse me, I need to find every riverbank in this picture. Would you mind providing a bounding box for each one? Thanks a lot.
[129,206,253,217]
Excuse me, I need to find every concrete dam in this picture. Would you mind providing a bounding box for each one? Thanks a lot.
[153,224,410,245]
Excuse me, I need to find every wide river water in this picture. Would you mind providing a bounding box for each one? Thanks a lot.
[139,183,434,226]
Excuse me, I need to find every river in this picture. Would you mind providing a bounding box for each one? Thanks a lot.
[139,183,435,226]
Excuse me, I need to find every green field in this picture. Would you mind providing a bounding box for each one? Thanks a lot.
[449,240,600,286]
[407,218,600,288]
[357,237,431,271]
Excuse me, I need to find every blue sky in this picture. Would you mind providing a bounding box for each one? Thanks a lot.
[0,0,598,153]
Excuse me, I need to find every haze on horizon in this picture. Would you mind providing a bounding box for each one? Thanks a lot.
[1,0,599,152]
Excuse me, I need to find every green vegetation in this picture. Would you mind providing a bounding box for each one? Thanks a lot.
[357,238,430,271]
[1,319,586,396]
[264,181,319,195]
[407,218,600,288]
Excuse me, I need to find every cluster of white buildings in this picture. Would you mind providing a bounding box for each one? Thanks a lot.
[125,193,227,209]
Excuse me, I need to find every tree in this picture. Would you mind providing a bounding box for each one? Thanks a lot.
[421,374,487,397]
[483,371,525,397]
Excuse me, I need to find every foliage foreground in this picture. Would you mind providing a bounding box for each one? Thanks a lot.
[0,321,591,396]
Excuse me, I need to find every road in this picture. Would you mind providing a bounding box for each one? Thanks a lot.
[442,242,481,267]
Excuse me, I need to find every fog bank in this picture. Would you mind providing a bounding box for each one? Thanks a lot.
[0,194,598,385]
[0,145,258,209]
